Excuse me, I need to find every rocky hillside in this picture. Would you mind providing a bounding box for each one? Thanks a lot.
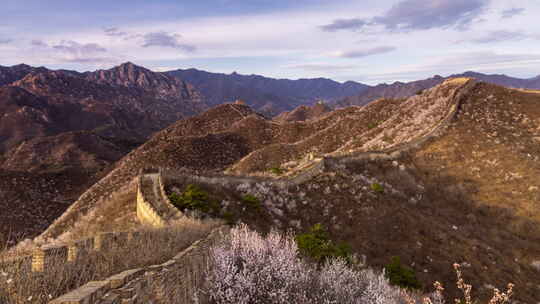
[167,68,369,116]
[273,102,333,122]
[38,78,472,241]
[0,64,48,86]
[0,62,207,241]
[337,72,540,107]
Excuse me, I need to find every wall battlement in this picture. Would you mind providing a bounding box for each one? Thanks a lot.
[48,227,226,304]
[0,231,136,274]
[136,168,184,227]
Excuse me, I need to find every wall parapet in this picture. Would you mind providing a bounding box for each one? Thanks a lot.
[330,79,477,163]
[0,231,134,274]
[136,169,183,227]
[48,226,227,304]
[155,79,477,193]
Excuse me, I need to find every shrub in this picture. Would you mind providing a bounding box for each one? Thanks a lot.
[416,89,424,95]
[241,194,261,210]
[371,183,385,193]
[204,225,403,304]
[368,122,378,130]
[269,167,284,175]
[221,211,235,226]
[384,256,422,290]
[295,224,352,264]
[168,184,220,214]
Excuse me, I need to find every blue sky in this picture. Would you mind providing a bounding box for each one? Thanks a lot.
[0,0,539,85]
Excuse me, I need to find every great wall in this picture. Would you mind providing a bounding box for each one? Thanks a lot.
[1,78,477,303]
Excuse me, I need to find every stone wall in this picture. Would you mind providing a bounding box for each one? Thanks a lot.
[0,231,133,274]
[136,170,183,228]
[49,227,227,304]
[333,79,478,164]
[136,176,166,228]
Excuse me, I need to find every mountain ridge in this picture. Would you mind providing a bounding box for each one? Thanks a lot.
[337,72,540,107]
[166,67,369,116]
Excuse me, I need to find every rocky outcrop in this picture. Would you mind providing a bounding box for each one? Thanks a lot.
[85,62,205,106]
[0,64,49,86]
[274,102,333,122]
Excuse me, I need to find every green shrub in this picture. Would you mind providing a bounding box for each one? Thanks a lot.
[222,211,236,225]
[242,194,261,210]
[295,224,352,264]
[415,89,424,95]
[384,256,422,290]
[367,122,378,130]
[371,183,384,193]
[269,167,284,175]
[168,184,220,214]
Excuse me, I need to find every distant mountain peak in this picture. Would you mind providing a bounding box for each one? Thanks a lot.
[11,63,32,69]
[86,61,173,90]
[118,61,144,68]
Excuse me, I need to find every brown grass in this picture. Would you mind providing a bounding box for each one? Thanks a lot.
[0,218,221,304]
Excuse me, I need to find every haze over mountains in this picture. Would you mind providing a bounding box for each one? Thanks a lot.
[167,68,369,116]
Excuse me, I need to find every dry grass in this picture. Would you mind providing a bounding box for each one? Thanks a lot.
[6,183,140,256]
[0,218,222,304]
[64,183,139,242]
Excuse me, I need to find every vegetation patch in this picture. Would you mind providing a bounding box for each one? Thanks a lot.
[168,184,220,215]
[371,182,385,193]
[269,167,284,175]
[384,256,422,290]
[295,224,352,264]
[241,194,261,210]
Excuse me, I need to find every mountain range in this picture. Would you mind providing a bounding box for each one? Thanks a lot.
[166,68,369,116]
[1,61,539,241]
[0,62,205,240]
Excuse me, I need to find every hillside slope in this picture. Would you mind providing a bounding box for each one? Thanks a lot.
[273,102,333,122]
[37,78,472,241]
[0,62,207,241]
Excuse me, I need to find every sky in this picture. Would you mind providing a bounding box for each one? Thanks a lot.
[0,0,539,85]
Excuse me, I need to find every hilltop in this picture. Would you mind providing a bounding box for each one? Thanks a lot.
[274,102,333,122]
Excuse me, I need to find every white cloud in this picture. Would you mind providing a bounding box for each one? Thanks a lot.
[334,46,396,58]
[1,0,540,84]
[285,63,358,72]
